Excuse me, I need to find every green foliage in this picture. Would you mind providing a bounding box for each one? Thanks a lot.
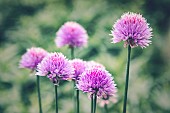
[0,0,170,113]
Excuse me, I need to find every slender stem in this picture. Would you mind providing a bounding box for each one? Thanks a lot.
[37,76,43,113]
[104,104,108,113]
[70,47,75,59]
[55,85,58,113]
[73,82,76,112]
[76,90,79,113]
[91,94,94,113]
[123,45,131,113]
[93,93,97,113]
[71,47,79,113]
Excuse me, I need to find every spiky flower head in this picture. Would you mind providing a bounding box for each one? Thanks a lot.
[77,67,117,98]
[36,52,74,85]
[19,47,48,70]
[70,59,87,81]
[55,21,88,48]
[111,12,152,48]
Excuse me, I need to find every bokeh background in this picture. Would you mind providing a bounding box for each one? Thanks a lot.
[0,0,170,113]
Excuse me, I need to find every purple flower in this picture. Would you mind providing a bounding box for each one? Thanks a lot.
[70,59,87,80]
[36,52,74,85]
[77,67,117,98]
[55,21,88,48]
[19,47,48,70]
[111,12,152,48]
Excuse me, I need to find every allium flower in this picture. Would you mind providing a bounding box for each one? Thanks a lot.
[55,21,88,48]
[19,47,48,70]
[70,59,87,80]
[111,12,152,48]
[36,52,74,85]
[77,67,117,98]
[98,95,118,107]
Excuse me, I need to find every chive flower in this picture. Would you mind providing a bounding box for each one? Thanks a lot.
[36,52,74,85]
[77,67,117,98]
[70,59,87,81]
[55,21,88,48]
[111,12,152,48]
[19,47,48,70]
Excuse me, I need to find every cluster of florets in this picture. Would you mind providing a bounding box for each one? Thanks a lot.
[111,12,152,48]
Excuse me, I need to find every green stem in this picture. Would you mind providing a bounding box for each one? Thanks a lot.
[55,85,58,113]
[91,94,94,113]
[93,93,97,113]
[76,90,79,113]
[70,47,75,59]
[71,47,79,113]
[123,45,131,113]
[73,82,76,112]
[104,104,108,113]
[37,76,43,113]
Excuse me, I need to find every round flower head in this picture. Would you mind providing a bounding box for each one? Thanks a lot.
[70,59,87,80]
[77,67,117,98]
[55,21,88,48]
[111,12,152,48]
[19,47,48,70]
[36,52,74,85]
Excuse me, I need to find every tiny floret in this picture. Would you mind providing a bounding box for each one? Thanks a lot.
[36,52,74,85]
[19,47,48,70]
[111,12,152,48]
[55,21,88,48]
[77,67,117,98]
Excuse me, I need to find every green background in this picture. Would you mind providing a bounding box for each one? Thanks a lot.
[0,0,170,113]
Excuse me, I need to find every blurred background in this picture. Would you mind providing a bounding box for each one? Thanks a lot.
[0,0,170,113]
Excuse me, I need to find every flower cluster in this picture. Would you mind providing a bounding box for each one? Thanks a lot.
[19,47,48,70]
[77,67,117,98]
[55,21,88,48]
[19,12,153,112]
[36,52,74,85]
[111,12,152,48]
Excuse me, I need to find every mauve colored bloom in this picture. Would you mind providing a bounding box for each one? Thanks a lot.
[77,67,117,98]
[36,52,74,85]
[19,47,48,70]
[111,12,152,48]
[55,21,88,48]
[70,59,87,80]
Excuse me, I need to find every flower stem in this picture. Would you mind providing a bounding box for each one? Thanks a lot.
[71,47,79,113]
[37,76,43,113]
[123,45,131,113]
[76,90,79,113]
[93,93,97,113]
[91,94,94,113]
[55,85,58,113]
[104,104,108,113]
[70,47,75,59]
